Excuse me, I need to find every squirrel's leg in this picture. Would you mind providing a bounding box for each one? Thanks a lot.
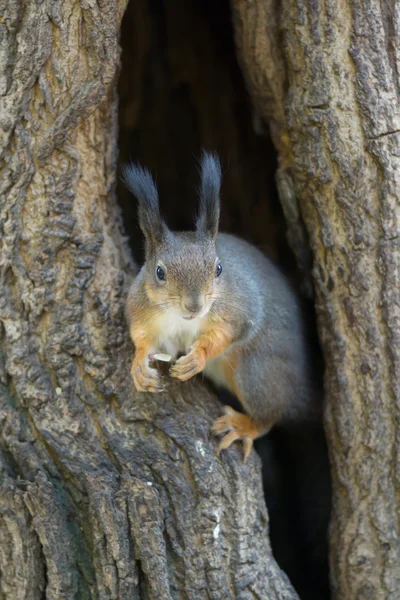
[130,329,164,393]
[170,325,233,382]
[211,406,272,462]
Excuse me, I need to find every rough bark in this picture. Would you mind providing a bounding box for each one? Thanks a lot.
[232,1,400,598]
[0,1,298,598]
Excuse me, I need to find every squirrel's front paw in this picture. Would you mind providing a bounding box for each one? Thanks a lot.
[131,360,164,393]
[170,348,206,382]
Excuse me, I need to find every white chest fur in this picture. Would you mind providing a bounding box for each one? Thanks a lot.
[154,311,201,358]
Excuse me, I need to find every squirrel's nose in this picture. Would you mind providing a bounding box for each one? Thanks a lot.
[184,302,201,314]
[184,296,204,314]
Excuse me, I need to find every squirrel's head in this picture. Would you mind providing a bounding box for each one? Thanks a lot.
[123,152,223,320]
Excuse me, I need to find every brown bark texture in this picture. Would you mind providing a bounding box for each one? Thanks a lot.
[0,1,297,599]
[232,1,400,599]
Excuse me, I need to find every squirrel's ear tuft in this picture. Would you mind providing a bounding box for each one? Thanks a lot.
[122,163,168,246]
[196,150,221,239]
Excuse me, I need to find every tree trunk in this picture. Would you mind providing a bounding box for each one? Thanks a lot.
[0,2,298,598]
[232,1,400,598]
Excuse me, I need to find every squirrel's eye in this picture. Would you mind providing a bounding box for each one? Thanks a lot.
[216,263,222,277]
[156,266,166,281]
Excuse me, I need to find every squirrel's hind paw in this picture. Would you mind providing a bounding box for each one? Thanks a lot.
[211,406,262,462]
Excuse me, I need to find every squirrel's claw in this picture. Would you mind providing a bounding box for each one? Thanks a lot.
[216,430,240,452]
[131,361,164,393]
[242,438,253,462]
[211,406,260,462]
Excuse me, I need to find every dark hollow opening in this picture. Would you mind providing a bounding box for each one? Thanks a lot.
[117,1,331,598]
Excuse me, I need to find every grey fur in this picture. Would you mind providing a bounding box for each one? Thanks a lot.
[122,163,168,247]
[204,233,318,425]
[196,151,221,239]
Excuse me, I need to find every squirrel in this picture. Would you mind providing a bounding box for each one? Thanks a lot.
[123,152,318,461]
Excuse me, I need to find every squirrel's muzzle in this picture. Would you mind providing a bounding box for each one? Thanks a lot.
[183,294,205,316]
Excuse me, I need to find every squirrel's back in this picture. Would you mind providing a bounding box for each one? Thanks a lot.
[215,232,305,339]
[210,232,316,421]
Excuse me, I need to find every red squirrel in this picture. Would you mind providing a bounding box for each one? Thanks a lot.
[124,152,317,460]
